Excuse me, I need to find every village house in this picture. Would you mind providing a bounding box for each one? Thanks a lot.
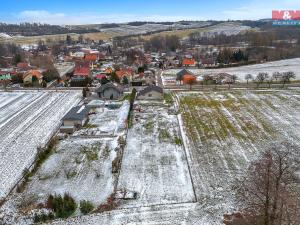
[213,73,235,84]
[144,70,156,85]
[176,69,196,84]
[60,105,90,134]
[70,51,85,59]
[115,68,134,83]
[23,70,43,85]
[200,58,216,67]
[95,82,124,100]
[182,58,196,67]
[16,62,31,73]
[0,70,12,82]
[72,64,90,81]
[137,85,163,100]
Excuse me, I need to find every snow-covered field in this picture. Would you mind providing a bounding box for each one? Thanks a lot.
[48,202,220,225]
[176,89,300,223]
[195,22,252,37]
[0,91,81,200]
[163,58,300,85]
[3,89,300,224]
[98,22,212,36]
[117,103,195,208]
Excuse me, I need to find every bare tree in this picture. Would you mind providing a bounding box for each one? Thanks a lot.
[226,142,300,225]
[256,72,269,88]
[227,75,238,89]
[281,71,296,88]
[245,74,253,86]
[272,72,282,83]
[266,76,274,88]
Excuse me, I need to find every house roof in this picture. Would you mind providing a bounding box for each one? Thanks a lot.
[74,66,90,77]
[176,69,195,80]
[17,62,30,69]
[62,105,90,121]
[95,74,106,80]
[96,82,124,93]
[137,85,163,97]
[0,71,11,75]
[23,70,43,79]
[85,54,98,61]
[182,58,196,66]
[201,58,214,65]
[115,69,133,78]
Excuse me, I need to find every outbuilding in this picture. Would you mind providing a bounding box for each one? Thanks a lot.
[136,85,163,100]
[60,105,90,134]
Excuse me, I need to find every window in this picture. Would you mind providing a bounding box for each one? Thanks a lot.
[148,94,152,97]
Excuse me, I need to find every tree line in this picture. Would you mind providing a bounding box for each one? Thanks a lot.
[0,23,98,36]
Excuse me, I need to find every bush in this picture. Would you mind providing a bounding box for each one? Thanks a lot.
[164,93,173,105]
[174,136,182,145]
[129,88,137,111]
[80,200,94,215]
[46,193,77,219]
[33,212,55,223]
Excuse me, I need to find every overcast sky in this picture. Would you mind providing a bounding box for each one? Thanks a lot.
[0,0,300,25]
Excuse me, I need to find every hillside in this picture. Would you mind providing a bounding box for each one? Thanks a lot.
[0,21,256,44]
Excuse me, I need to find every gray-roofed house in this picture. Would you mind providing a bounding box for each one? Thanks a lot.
[60,105,90,134]
[137,85,163,100]
[95,83,124,100]
[176,69,195,83]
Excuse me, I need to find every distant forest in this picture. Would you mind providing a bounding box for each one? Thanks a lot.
[0,23,98,36]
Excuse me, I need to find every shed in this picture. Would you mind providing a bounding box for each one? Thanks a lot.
[61,105,90,132]
[137,85,163,100]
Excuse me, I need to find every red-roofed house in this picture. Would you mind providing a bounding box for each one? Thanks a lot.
[116,68,133,78]
[73,66,90,80]
[182,58,196,67]
[23,70,43,85]
[16,62,31,72]
[85,54,98,61]
[95,74,106,80]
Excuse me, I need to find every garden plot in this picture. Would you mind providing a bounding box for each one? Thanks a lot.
[0,137,120,224]
[0,91,81,200]
[74,101,129,137]
[117,103,195,208]
[163,58,300,85]
[177,89,300,222]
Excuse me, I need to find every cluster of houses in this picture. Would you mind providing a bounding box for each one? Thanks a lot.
[175,68,237,85]
[0,63,45,86]
[60,83,164,134]
[152,46,219,69]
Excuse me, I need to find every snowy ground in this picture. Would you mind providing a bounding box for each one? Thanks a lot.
[0,137,119,224]
[117,102,195,208]
[48,202,222,225]
[176,89,300,223]
[0,99,130,224]
[25,138,117,205]
[74,101,130,137]
[3,90,300,224]
[0,91,81,200]
[163,58,300,85]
